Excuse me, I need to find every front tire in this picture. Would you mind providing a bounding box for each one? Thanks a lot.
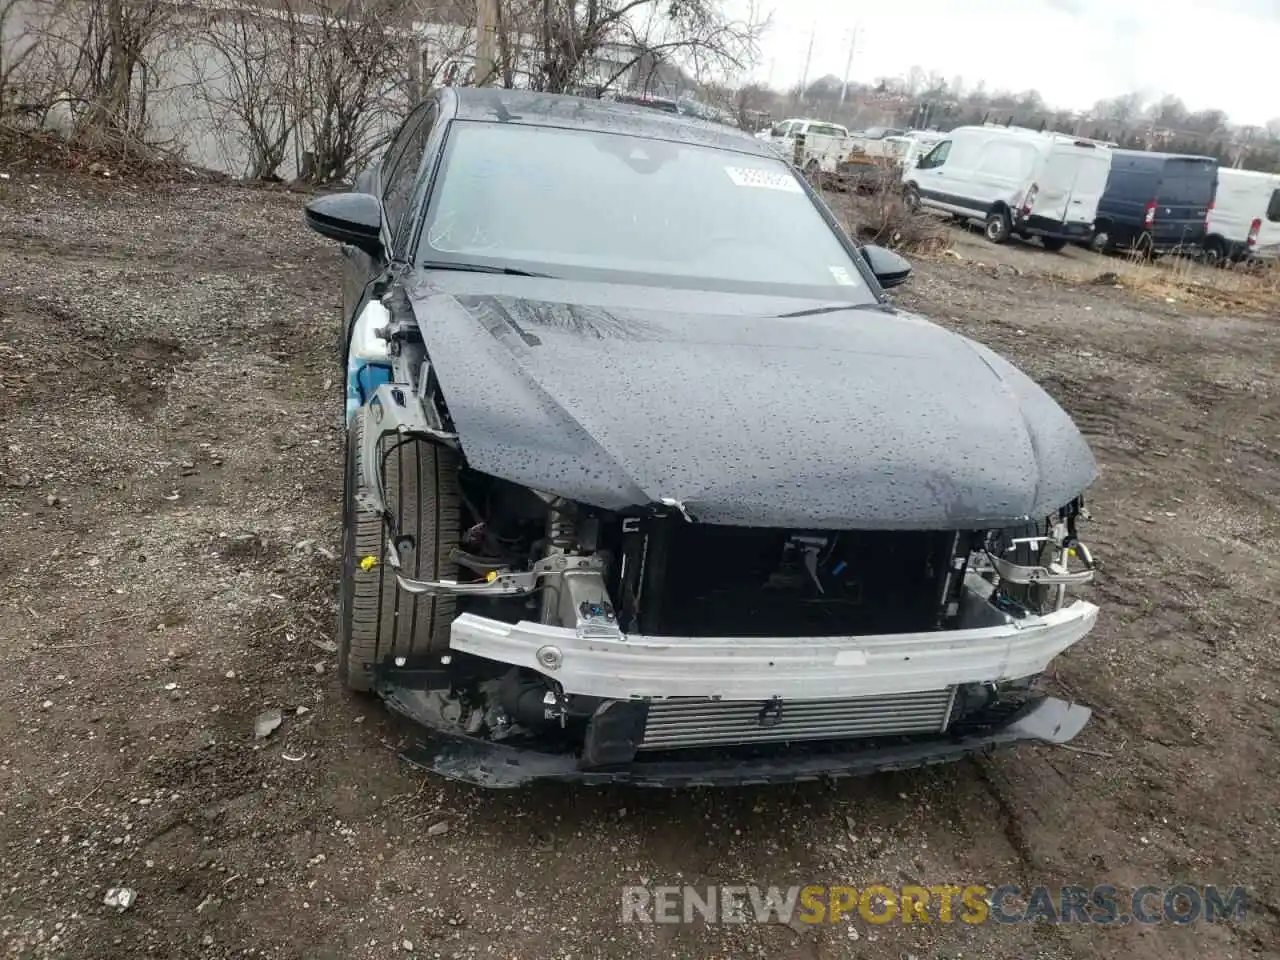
[338,415,462,691]
[984,209,1012,244]
[903,184,921,213]
[1202,236,1226,268]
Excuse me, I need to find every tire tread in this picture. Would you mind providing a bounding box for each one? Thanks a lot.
[341,414,461,690]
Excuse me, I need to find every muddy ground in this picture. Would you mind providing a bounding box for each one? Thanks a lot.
[0,170,1277,960]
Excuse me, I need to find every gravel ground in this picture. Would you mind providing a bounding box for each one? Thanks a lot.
[1,170,1278,960]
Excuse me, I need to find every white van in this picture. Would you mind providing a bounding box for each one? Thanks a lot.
[903,126,1113,249]
[756,118,851,173]
[1204,168,1280,265]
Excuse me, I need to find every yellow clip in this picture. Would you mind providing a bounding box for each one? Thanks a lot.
[359,555,378,571]
[485,569,498,582]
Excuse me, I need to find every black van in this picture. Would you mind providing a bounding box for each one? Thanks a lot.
[1093,151,1218,256]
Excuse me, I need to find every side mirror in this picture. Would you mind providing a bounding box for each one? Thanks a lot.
[862,244,912,289]
[304,192,384,258]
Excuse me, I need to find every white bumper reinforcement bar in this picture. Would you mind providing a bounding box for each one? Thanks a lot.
[448,600,1099,701]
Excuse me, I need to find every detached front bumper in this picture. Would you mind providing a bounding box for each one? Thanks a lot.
[378,600,1098,787]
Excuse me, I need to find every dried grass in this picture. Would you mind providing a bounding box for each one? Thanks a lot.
[1074,252,1279,315]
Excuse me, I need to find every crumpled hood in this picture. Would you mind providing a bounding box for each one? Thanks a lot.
[411,287,1097,529]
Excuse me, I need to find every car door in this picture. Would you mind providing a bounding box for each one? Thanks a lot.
[1035,148,1079,225]
[911,139,952,203]
[1259,185,1280,256]
[1153,157,1216,246]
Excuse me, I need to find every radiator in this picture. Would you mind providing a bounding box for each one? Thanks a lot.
[638,688,957,750]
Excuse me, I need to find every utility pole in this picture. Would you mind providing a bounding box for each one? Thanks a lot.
[798,24,814,103]
[839,26,858,106]
[475,0,499,86]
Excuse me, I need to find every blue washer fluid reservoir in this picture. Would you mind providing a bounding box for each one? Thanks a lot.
[346,299,394,425]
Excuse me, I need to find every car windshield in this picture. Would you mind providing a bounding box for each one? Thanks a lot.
[419,120,874,301]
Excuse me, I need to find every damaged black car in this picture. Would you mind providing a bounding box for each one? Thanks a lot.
[304,88,1101,787]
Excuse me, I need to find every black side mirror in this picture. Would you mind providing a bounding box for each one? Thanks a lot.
[861,244,912,289]
[304,192,384,259]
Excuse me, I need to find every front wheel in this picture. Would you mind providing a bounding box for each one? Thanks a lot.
[338,415,462,691]
[1202,236,1226,268]
[984,209,1012,244]
[903,184,921,213]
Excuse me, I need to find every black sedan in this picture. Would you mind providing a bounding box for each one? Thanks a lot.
[305,88,1100,787]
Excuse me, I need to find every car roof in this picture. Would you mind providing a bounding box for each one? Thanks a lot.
[444,87,773,158]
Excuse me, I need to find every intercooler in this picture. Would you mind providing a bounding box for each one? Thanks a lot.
[637,688,957,750]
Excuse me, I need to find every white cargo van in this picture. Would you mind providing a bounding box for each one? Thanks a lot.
[1204,167,1280,265]
[903,126,1113,249]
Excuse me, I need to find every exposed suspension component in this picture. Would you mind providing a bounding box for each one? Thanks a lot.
[537,501,618,637]
[546,502,577,553]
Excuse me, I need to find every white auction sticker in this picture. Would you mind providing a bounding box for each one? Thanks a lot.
[828,265,857,286]
[724,166,804,192]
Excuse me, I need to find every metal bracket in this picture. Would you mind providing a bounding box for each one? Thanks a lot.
[397,569,540,597]
[553,565,621,639]
[986,552,1095,586]
[395,552,607,599]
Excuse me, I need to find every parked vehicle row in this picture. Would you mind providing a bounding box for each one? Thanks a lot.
[755,117,853,174]
[756,120,948,194]
[902,125,1280,265]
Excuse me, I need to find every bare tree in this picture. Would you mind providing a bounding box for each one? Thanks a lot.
[187,6,297,179]
[494,0,540,88]
[406,7,476,101]
[517,1,761,95]
[11,0,173,139]
[0,0,40,114]
[279,0,412,183]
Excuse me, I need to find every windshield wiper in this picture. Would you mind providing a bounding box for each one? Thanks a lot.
[421,260,549,278]
[775,302,887,318]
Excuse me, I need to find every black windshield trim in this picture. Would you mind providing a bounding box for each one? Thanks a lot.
[421,260,549,278]
[775,302,891,318]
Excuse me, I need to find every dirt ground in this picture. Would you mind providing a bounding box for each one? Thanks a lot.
[1,170,1277,960]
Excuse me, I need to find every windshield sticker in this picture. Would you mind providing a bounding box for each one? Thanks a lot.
[724,166,803,192]
[828,265,857,286]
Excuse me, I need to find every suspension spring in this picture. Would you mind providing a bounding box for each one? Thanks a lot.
[546,503,576,552]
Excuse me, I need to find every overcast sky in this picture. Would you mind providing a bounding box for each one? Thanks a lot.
[729,0,1280,126]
